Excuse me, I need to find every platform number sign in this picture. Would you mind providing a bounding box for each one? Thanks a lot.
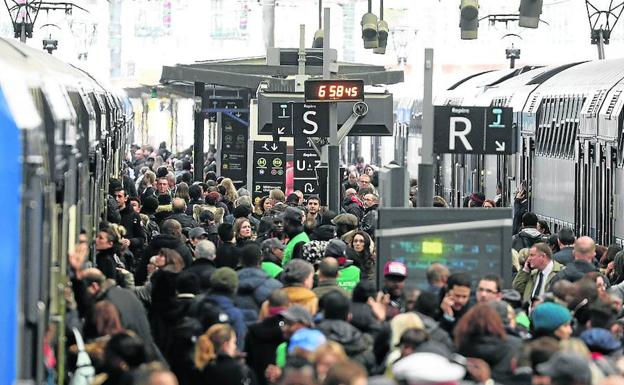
[433,106,515,155]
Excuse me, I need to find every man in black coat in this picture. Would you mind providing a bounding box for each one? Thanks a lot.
[552,236,598,283]
[136,219,194,285]
[168,198,199,229]
[114,188,146,270]
[553,227,576,266]
[244,289,288,385]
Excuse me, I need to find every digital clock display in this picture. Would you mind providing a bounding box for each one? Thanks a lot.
[304,79,365,103]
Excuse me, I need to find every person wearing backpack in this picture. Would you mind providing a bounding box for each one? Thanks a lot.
[512,212,546,252]
[207,267,248,350]
[235,244,283,325]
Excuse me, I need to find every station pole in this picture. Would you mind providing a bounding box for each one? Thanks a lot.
[418,48,434,208]
[324,7,340,213]
[193,82,205,182]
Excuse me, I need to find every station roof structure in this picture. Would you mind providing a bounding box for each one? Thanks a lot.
[159,51,404,96]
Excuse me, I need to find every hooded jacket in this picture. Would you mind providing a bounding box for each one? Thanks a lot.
[317,319,376,372]
[236,267,283,324]
[512,227,545,251]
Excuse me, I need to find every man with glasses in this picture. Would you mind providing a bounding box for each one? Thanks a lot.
[476,274,503,303]
[512,242,563,304]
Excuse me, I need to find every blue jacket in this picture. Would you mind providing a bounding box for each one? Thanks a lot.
[236,268,283,324]
[208,294,247,350]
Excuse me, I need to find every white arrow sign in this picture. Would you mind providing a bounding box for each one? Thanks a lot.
[271,143,278,151]
[277,127,285,135]
[304,183,315,193]
[262,144,270,151]
[495,141,505,152]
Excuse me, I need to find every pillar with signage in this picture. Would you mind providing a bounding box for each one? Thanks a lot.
[220,113,249,187]
[251,140,286,203]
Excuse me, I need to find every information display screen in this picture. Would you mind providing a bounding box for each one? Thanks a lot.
[376,208,512,290]
[304,80,364,103]
[387,229,504,291]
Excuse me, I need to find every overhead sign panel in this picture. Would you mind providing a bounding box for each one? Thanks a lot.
[258,92,393,136]
[251,141,286,203]
[270,102,329,137]
[433,106,515,155]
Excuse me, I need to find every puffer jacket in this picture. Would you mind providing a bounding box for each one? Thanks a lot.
[235,267,283,324]
[207,294,247,350]
[317,319,376,372]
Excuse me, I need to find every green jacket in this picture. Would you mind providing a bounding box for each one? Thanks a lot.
[282,232,310,266]
[512,261,564,303]
[262,261,283,279]
[313,279,351,299]
[337,265,361,292]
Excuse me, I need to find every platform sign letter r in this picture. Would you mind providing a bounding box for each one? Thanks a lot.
[449,117,473,151]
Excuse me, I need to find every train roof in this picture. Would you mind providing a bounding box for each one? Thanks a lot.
[536,58,624,94]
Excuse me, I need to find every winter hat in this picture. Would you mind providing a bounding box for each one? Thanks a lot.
[141,195,159,214]
[287,328,326,354]
[157,194,172,205]
[210,267,239,294]
[579,328,622,354]
[531,302,572,333]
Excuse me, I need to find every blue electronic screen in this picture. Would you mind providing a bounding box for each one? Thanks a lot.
[388,228,504,290]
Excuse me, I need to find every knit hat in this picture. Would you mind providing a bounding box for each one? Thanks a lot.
[531,302,572,332]
[210,267,239,294]
[141,195,159,214]
[331,213,358,227]
[287,328,326,354]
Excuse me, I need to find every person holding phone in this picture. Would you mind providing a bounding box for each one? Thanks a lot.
[513,181,529,235]
[512,242,563,304]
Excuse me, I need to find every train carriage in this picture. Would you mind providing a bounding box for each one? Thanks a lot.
[0,37,130,384]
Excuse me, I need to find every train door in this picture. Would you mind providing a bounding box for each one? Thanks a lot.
[576,138,593,237]
[597,143,615,245]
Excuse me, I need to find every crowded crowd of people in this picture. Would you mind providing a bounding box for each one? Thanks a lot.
[62,143,624,385]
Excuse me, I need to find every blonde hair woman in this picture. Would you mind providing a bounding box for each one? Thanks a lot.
[193,324,256,385]
[219,178,239,205]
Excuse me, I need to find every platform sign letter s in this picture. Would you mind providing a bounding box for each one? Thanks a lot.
[449,117,473,151]
[302,111,318,135]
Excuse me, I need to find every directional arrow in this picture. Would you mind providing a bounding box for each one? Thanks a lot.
[495,141,505,152]
[304,183,315,193]
[277,127,285,135]
[271,143,278,151]
[262,143,270,151]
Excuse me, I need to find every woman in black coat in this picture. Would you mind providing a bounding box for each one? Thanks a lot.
[348,230,376,282]
[192,324,257,385]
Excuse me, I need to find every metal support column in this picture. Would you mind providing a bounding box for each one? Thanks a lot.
[324,7,340,213]
[263,0,276,51]
[418,48,434,208]
[193,82,205,182]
